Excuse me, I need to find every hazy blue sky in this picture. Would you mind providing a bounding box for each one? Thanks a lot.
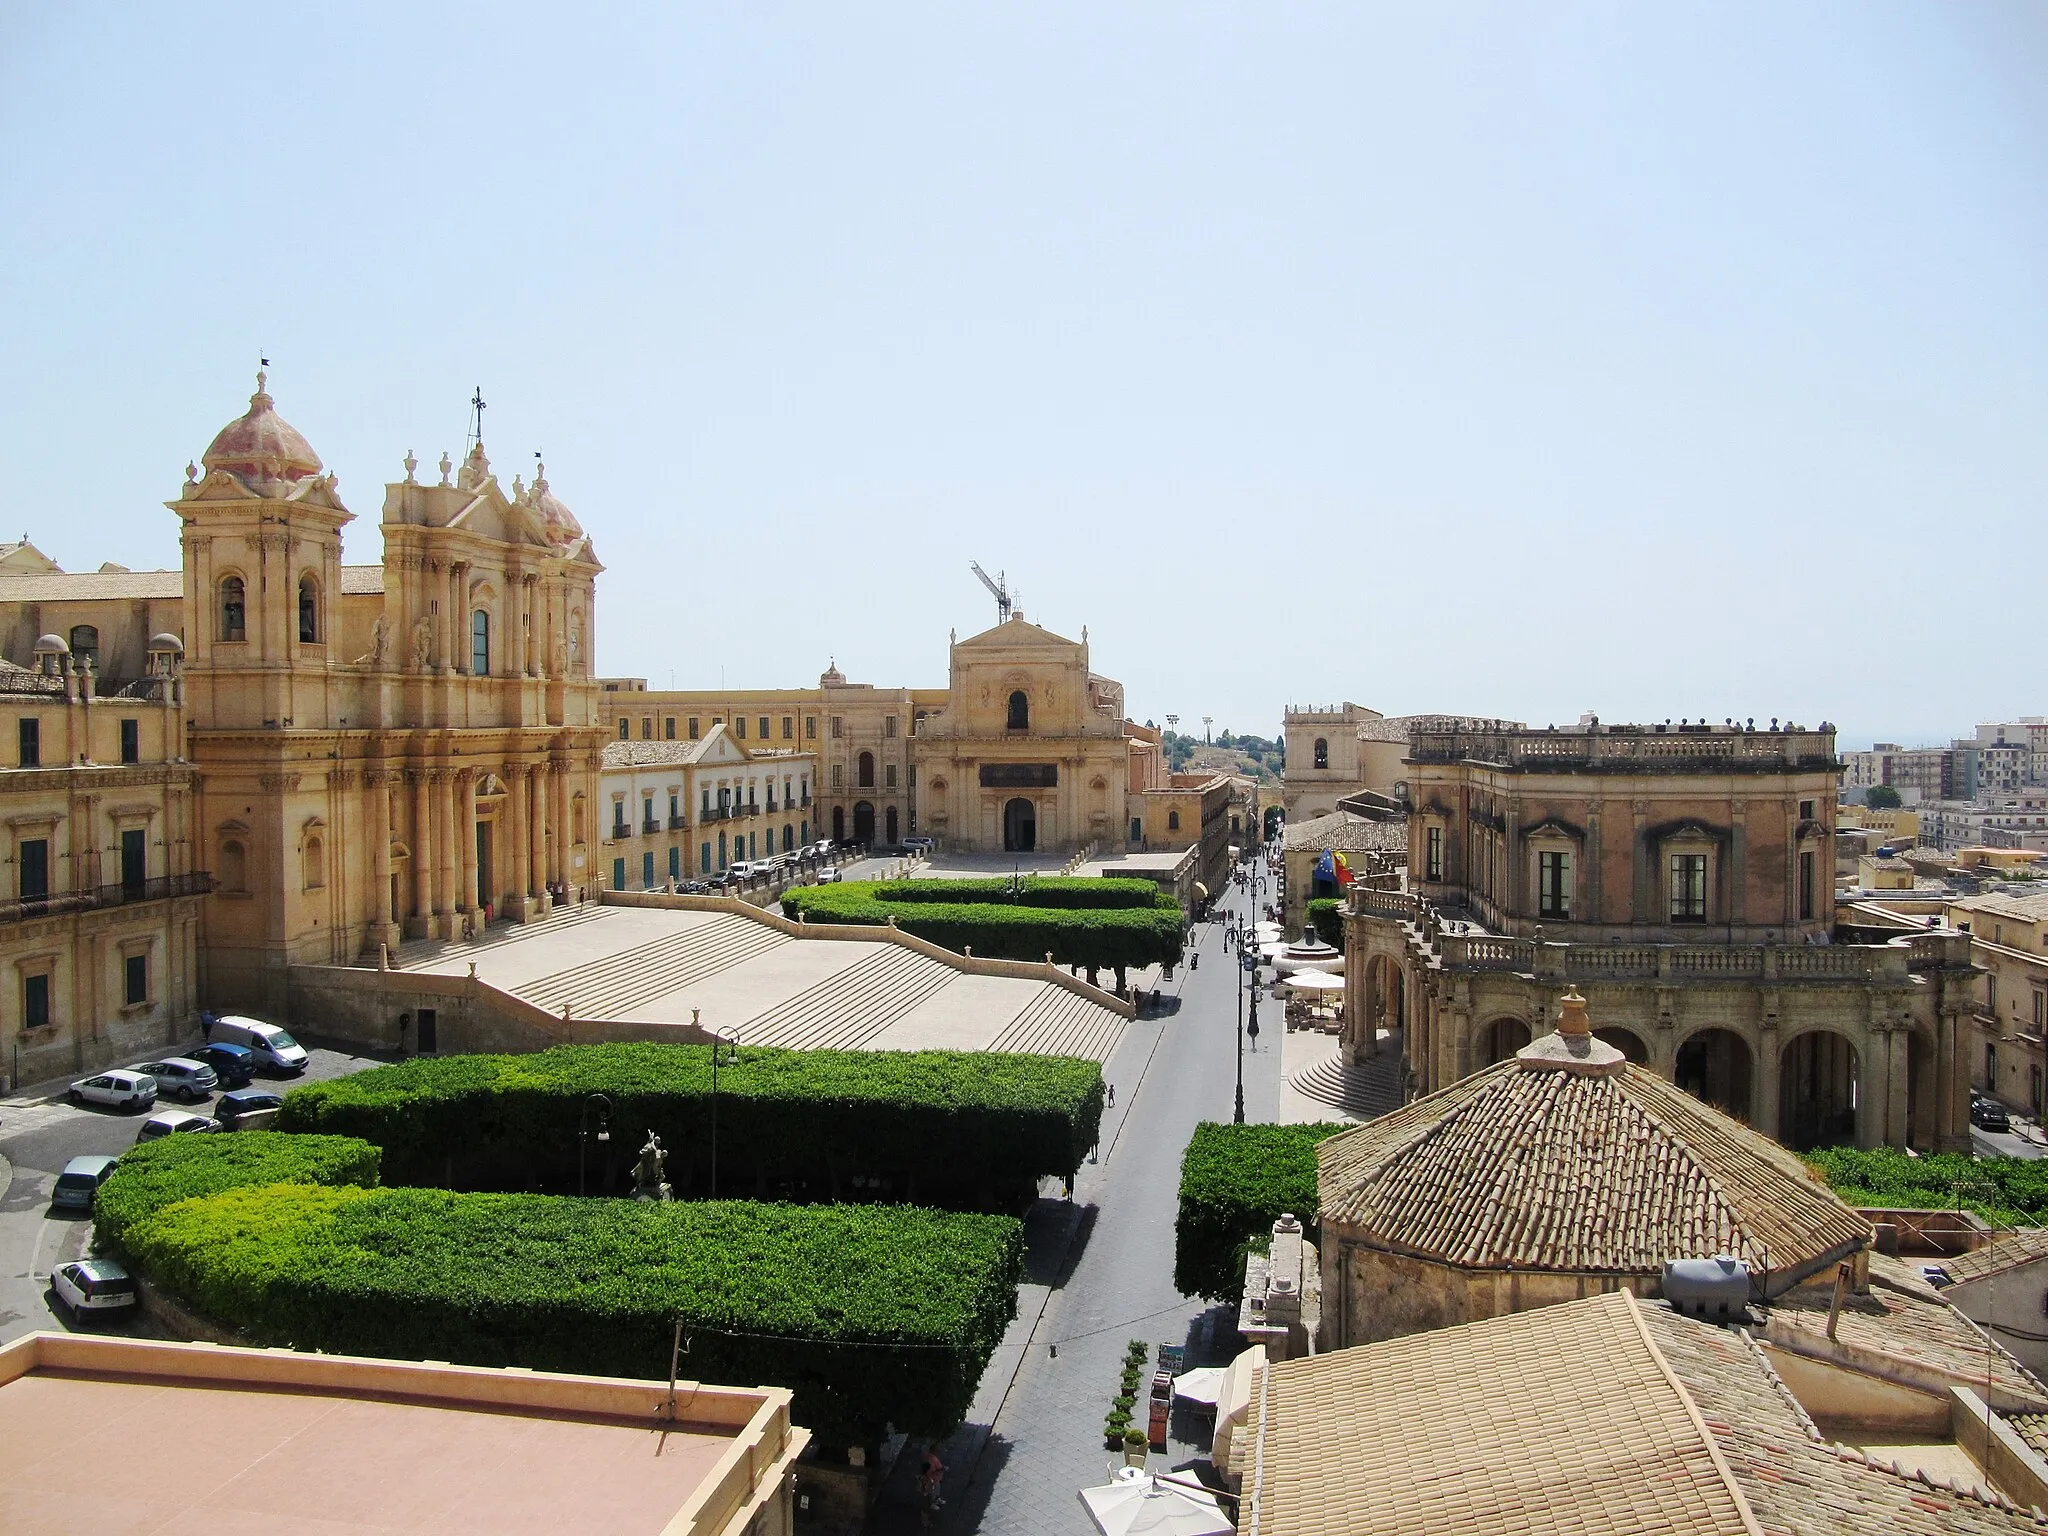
[3,4,2042,749]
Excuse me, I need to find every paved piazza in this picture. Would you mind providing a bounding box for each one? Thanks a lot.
[396,904,1129,1061]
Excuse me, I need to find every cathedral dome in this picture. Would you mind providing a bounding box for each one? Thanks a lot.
[527,463,584,550]
[202,372,322,482]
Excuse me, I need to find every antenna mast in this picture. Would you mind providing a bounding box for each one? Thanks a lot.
[969,563,1013,624]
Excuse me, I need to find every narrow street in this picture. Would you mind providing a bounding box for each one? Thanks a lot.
[896,870,1287,1535]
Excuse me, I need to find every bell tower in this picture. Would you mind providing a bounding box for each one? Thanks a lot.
[170,371,352,732]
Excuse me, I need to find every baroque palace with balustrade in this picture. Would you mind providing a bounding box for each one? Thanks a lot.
[0,374,606,1065]
[1343,718,1980,1151]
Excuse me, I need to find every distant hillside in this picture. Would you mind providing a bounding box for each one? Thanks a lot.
[1155,728,1282,785]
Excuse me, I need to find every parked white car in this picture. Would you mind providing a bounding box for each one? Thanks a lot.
[68,1070,157,1113]
[51,1258,138,1316]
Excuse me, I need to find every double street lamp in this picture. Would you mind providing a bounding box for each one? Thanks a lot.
[706,1020,741,1198]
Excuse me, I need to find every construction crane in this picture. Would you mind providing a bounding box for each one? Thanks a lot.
[969,563,1013,625]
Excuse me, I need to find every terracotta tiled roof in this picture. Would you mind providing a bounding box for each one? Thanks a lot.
[1640,1300,2048,1533]
[1317,1059,1870,1289]
[1241,1292,1757,1536]
[1281,811,1406,855]
[339,566,385,595]
[1241,1291,2048,1536]
[0,659,63,696]
[1931,1228,2048,1288]
[1767,1253,2048,1407]
[602,739,718,768]
[0,565,385,601]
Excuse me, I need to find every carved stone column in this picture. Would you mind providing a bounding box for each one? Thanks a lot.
[549,753,570,889]
[409,770,433,938]
[435,769,458,932]
[366,771,395,944]
[457,769,479,924]
[504,764,530,915]
[450,563,469,675]
[527,763,547,904]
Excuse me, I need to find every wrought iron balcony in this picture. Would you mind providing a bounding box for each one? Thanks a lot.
[0,871,213,926]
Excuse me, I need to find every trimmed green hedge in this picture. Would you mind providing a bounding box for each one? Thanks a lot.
[94,1131,381,1258]
[98,1135,1021,1450]
[1808,1146,2048,1225]
[1174,1121,1350,1301]
[781,878,1185,974]
[276,1043,1102,1200]
[1307,899,1344,948]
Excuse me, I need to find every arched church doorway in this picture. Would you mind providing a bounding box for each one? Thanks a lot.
[1482,1017,1531,1065]
[1780,1030,1860,1150]
[1675,1028,1753,1123]
[832,806,845,842]
[885,805,899,846]
[1593,1027,1649,1065]
[1003,797,1036,853]
[853,801,876,846]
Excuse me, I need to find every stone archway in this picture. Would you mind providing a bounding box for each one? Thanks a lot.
[1675,1028,1754,1124]
[1003,797,1036,853]
[1593,1027,1650,1065]
[852,801,875,845]
[1781,1029,1861,1151]
[1482,1016,1531,1066]
[885,805,899,846]
[832,805,846,842]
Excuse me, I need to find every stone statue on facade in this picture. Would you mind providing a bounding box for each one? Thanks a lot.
[632,1132,673,1202]
[410,614,432,671]
[353,615,389,668]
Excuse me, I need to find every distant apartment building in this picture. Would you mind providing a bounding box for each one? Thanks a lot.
[1945,888,2048,1119]
[1918,792,2048,853]
[599,729,815,889]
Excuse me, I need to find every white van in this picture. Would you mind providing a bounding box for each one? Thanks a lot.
[205,1015,310,1076]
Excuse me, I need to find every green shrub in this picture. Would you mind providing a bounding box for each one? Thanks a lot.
[1306,899,1345,948]
[1807,1146,2048,1225]
[780,878,1185,974]
[94,1131,381,1259]
[119,1173,1020,1450]
[1174,1121,1350,1301]
[277,1043,1102,1198]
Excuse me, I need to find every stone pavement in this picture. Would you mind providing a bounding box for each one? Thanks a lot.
[868,874,1285,1534]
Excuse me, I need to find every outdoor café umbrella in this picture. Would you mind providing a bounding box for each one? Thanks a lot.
[1253,922,1284,941]
[1080,1469,1233,1536]
[1170,1366,1229,1407]
[1279,969,1345,996]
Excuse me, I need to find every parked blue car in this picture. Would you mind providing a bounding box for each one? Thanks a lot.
[214,1088,286,1130]
[189,1042,256,1090]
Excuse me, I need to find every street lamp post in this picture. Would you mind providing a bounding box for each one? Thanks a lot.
[709,1024,739,1198]
[578,1093,612,1197]
[1234,929,1247,1124]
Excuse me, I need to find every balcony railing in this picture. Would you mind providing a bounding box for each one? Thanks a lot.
[0,871,212,926]
[611,823,630,841]
[668,814,687,830]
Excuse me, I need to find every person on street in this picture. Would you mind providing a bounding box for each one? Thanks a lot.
[919,1449,946,1527]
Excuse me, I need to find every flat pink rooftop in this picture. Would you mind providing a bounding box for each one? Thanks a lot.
[0,1333,805,1536]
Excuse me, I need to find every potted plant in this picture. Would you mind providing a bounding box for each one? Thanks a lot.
[1122,1428,1149,1468]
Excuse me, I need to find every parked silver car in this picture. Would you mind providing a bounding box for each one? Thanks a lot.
[50,1154,122,1211]
[136,1109,218,1143]
[68,1070,157,1113]
[136,1057,218,1104]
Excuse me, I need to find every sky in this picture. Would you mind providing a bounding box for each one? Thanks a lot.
[2,4,2042,751]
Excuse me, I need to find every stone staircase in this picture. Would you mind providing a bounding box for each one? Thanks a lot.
[387,902,612,970]
[989,985,1126,1062]
[1288,1046,1406,1121]
[513,915,789,1018]
[738,947,957,1050]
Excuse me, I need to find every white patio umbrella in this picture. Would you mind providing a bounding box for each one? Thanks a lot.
[1080,1469,1233,1536]
[1171,1366,1229,1407]
[1253,922,1284,941]
[1279,969,1346,997]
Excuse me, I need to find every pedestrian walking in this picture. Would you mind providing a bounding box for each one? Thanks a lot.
[918,1449,946,1528]
[1107,1082,1116,1106]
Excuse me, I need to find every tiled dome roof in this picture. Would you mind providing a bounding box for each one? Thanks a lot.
[1318,997,1869,1292]
[202,372,322,482]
